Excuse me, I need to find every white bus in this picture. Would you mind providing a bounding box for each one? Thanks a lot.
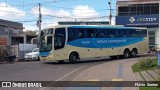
[39,25,148,63]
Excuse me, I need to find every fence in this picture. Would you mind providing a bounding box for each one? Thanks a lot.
[0,44,37,61]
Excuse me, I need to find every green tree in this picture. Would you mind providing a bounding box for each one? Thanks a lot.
[24,30,38,36]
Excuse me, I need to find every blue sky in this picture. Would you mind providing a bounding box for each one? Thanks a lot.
[0,0,117,31]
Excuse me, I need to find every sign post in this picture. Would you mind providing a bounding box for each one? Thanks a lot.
[158,2,160,66]
[158,51,160,66]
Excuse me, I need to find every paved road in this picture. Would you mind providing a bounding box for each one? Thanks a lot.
[0,57,141,90]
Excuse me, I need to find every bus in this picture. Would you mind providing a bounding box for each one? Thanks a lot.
[39,25,148,63]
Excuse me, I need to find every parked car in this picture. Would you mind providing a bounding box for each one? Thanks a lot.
[24,48,39,61]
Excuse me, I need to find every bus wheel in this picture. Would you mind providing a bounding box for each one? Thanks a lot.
[110,56,117,59]
[69,53,78,64]
[58,60,64,63]
[123,49,130,58]
[131,49,137,58]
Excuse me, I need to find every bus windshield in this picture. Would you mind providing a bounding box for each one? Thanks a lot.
[39,36,53,52]
[39,28,53,52]
[39,36,46,52]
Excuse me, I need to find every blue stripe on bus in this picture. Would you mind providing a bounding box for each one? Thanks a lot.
[40,51,50,57]
[69,26,135,30]
[67,37,144,48]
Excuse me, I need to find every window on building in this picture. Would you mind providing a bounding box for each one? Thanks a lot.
[151,3,159,14]
[118,7,129,16]
[144,4,151,15]
[130,5,137,15]
[137,4,143,15]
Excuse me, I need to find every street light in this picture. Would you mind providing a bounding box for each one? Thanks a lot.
[108,0,112,25]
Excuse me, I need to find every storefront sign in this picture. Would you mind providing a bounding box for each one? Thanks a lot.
[116,14,159,27]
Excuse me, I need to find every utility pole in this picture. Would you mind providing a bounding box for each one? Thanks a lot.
[38,3,42,47]
[108,0,112,25]
[158,2,160,66]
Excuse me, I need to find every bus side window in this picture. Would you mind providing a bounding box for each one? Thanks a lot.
[87,29,97,38]
[129,30,137,37]
[48,28,53,34]
[115,30,120,37]
[68,28,77,42]
[140,30,147,37]
[96,29,106,38]
[77,29,84,38]
[54,28,66,50]
[108,30,115,38]
[120,30,126,37]
[84,29,88,38]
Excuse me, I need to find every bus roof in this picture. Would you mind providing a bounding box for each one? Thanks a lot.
[43,25,147,30]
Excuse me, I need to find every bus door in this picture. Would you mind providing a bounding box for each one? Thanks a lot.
[54,28,67,60]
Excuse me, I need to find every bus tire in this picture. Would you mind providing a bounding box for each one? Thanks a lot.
[110,56,117,59]
[69,53,78,64]
[58,60,64,63]
[123,49,130,58]
[131,49,137,58]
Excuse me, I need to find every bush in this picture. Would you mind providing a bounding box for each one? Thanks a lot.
[0,47,8,58]
[139,57,154,69]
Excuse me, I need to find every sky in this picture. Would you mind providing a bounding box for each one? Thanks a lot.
[0,0,117,31]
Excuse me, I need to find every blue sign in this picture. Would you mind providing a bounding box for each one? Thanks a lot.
[67,37,144,48]
[158,51,160,66]
[116,14,159,27]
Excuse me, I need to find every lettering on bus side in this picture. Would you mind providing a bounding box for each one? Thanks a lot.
[82,41,91,44]
[96,39,126,44]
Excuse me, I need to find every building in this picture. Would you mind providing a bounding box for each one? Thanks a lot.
[0,19,37,46]
[58,21,109,25]
[116,0,160,49]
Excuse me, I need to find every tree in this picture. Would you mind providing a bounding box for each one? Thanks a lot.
[24,30,38,36]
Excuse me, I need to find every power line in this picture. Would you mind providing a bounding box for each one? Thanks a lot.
[43,4,115,11]
[44,14,115,19]
[1,0,54,7]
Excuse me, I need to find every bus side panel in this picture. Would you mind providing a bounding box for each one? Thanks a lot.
[67,45,96,59]
[54,48,69,61]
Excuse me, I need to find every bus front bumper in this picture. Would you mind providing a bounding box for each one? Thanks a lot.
[40,56,56,62]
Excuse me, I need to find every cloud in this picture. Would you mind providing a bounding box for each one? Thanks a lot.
[31,7,70,17]
[29,5,107,30]
[0,2,25,20]
[31,5,100,21]
[73,5,99,19]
